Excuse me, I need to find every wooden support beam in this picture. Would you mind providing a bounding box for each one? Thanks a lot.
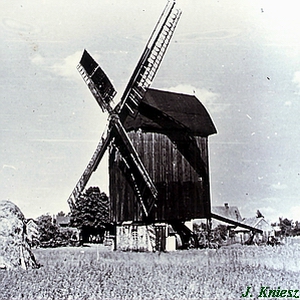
[211,213,263,234]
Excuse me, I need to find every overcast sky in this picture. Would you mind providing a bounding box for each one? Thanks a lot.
[1,0,300,222]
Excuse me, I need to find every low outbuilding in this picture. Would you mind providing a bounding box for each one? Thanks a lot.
[234,217,274,244]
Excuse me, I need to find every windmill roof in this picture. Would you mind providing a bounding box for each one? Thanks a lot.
[123,88,217,137]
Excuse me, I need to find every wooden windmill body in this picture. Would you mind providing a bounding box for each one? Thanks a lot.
[110,88,216,224]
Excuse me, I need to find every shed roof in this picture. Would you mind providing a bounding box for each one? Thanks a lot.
[123,88,217,137]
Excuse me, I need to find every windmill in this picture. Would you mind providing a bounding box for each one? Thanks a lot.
[68,0,182,221]
[67,1,261,250]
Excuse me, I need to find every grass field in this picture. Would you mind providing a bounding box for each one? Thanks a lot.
[0,243,300,299]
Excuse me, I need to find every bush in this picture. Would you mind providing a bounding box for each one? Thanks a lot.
[36,214,79,248]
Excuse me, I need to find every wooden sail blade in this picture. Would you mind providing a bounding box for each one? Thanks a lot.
[110,117,158,217]
[118,0,182,118]
[77,49,116,113]
[116,155,151,219]
[67,127,113,210]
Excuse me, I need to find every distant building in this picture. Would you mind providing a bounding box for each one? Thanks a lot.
[55,215,70,227]
[234,217,274,244]
[211,203,242,228]
[54,215,80,244]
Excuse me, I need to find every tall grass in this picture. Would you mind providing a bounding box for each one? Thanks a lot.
[0,244,299,299]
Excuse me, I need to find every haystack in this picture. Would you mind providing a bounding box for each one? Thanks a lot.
[0,200,40,270]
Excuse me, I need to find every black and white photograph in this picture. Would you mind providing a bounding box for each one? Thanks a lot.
[1,0,300,299]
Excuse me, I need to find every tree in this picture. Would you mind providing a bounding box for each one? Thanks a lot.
[70,186,110,243]
[279,217,292,236]
[36,214,59,244]
[36,213,79,247]
[212,224,228,245]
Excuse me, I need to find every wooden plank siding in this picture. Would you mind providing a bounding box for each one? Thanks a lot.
[109,130,211,223]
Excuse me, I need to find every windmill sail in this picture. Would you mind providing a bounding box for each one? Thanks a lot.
[67,116,158,213]
[111,118,158,217]
[119,0,181,117]
[77,50,116,113]
[68,1,181,219]
[67,129,113,210]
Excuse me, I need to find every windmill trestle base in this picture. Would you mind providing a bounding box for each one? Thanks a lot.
[112,222,187,252]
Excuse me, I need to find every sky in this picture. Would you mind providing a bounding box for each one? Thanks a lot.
[1,0,300,223]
